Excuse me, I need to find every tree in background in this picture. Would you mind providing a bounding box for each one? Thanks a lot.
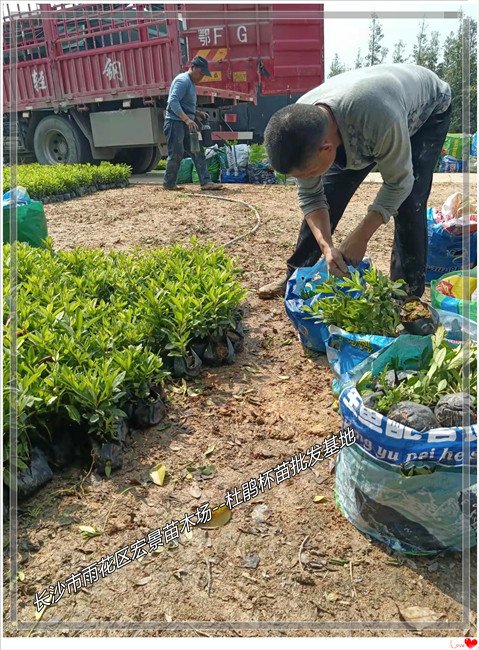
[328,16,477,133]
[354,49,363,69]
[413,19,429,66]
[329,53,346,77]
[423,31,441,73]
[392,40,407,63]
[438,17,477,132]
[367,13,388,65]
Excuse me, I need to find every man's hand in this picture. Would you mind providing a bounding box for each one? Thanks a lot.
[339,211,383,267]
[324,246,349,278]
[339,231,368,268]
[185,117,198,131]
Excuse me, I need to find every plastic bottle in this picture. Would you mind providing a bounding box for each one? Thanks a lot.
[189,131,200,153]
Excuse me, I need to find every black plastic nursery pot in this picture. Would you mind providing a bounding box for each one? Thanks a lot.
[41,179,129,204]
[129,385,167,429]
[400,297,440,336]
[172,349,203,379]
[203,336,236,367]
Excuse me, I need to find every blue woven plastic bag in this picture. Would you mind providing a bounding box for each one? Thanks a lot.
[336,329,477,554]
[426,207,477,283]
[285,258,395,387]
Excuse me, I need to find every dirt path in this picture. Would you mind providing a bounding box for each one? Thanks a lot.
[4,182,476,638]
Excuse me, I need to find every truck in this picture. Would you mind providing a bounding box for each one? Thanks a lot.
[3,2,324,172]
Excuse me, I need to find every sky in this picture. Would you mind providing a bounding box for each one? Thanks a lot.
[322,0,477,73]
[6,0,478,74]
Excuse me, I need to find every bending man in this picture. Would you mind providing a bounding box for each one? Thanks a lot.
[260,63,451,298]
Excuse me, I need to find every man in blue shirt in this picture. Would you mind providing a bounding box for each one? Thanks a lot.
[163,56,223,191]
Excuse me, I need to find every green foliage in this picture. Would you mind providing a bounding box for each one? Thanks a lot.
[366,13,388,66]
[302,267,407,337]
[412,19,429,67]
[358,327,477,413]
[412,21,441,73]
[156,159,167,170]
[274,171,288,184]
[329,53,347,77]
[392,40,407,64]
[438,17,477,133]
[248,144,267,164]
[424,31,441,73]
[2,162,131,200]
[3,238,246,473]
[354,49,363,69]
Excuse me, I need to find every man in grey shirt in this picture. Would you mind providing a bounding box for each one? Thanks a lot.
[260,64,451,298]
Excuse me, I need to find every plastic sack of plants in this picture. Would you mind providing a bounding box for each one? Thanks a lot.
[431,269,477,323]
[426,205,477,283]
[247,162,277,185]
[472,132,478,157]
[442,133,471,159]
[326,327,396,395]
[220,144,248,183]
[176,158,194,184]
[284,257,371,353]
[328,307,477,396]
[336,333,477,555]
[3,186,31,207]
[336,444,476,555]
[439,155,462,172]
[3,187,48,248]
[220,167,248,183]
[226,144,249,169]
[192,148,221,183]
[206,157,221,182]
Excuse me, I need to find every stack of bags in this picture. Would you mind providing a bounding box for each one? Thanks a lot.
[426,191,477,282]
[438,132,477,172]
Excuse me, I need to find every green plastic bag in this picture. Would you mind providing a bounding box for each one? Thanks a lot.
[176,158,193,184]
[336,443,476,555]
[431,269,477,322]
[192,154,221,183]
[3,201,48,248]
[217,147,228,169]
[442,133,472,159]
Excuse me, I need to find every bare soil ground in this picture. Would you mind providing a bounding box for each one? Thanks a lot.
[4,181,477,638]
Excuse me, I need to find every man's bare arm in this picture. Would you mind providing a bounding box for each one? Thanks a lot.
[305,208,349,277]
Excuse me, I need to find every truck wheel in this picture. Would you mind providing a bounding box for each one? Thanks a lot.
[145,146,162,172]
[34,115,91,165]
[116,146,157,174]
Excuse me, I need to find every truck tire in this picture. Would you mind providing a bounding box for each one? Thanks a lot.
[33,115,92,165]
[145,146,162,172]
[116,146,157,174]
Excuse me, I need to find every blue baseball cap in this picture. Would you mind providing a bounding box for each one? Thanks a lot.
[191,55,212,77]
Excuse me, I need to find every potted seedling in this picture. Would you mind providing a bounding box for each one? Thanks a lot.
[399,297,440,336]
